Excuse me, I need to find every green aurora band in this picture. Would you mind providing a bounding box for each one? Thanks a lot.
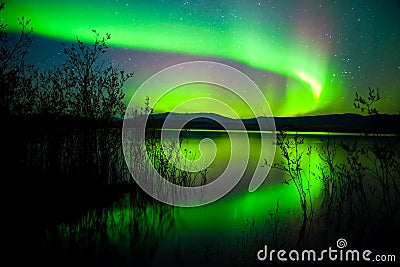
[3,0,344,116]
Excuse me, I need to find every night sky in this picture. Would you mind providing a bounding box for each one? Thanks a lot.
[3,0,400,117]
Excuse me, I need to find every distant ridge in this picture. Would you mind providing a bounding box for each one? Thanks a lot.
[5,113,400,134]
[144,112,399,134]
[246,113,399,133]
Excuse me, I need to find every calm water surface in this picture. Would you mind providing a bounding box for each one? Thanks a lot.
[20,130,397,266]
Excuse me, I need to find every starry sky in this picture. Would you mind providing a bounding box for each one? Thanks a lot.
[3,0,400,117]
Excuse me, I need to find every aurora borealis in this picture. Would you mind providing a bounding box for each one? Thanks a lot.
[3,0,400,116]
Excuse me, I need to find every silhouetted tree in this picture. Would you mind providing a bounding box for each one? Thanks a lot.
[36,67,73,115]
[50,30,134,120]
[353,87,381,115]
[0,1,35,115]
[353,88,400,225]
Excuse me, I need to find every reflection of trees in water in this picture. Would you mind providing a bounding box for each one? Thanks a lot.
[25,192,176,266]
[5,126,185,265]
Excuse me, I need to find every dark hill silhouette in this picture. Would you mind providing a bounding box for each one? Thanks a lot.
[5,112,400,133]
[144,112,400,134]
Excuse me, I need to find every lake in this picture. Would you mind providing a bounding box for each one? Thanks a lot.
[6,129,399,266]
